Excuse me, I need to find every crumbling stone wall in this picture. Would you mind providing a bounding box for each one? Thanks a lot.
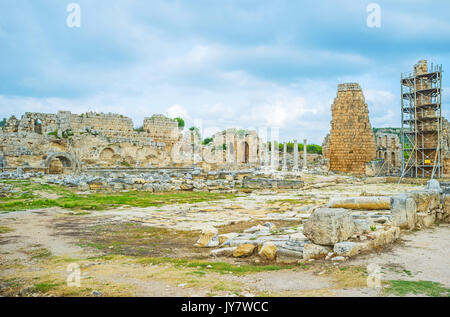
[143,115,180,148]
[0,111,175,173]
[325,83,376,174]
[375,131,401,174]
[210,129,262,167]
[69,112,134,134]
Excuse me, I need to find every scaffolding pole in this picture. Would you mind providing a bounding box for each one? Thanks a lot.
[400,60,443,178]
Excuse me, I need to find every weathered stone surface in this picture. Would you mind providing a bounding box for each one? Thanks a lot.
[407,190,440,213]
[303,208,356,245]
[302,243,332,260]
[442,194,450,223]
[426,179,442,193]
[210,247,237,257]
[194,227,219,248]
[415,213,435,228]
[333,241,359,257]
[372,227,400,247]
[390,195,416,229]
[329,196,390,210]
[218,233,239,245]
[323,83,377,174]
[258,242,277,260]
[353,219,371,234]
[233,244,256,258]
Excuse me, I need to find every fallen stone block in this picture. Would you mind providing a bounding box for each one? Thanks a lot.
[194,227,219,248]
[244,225,269,234]
[218,233,240,246]
[258,242,277,261]
[408,190,440,213]
[353,219,371,234]
[329,196,390,210]
[276,247,303,259]
[233,244,256,258]
[390,195,416,229]
[302,243,332,260]
[303,208,356,245]
[416,212,435,229]
[373,227,400,247]
[333,241,360,257]
[210,247,237,257]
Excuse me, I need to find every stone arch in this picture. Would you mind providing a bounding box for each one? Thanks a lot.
[99,147,115,162]
[45,152,80,174]
[34,119,42,135]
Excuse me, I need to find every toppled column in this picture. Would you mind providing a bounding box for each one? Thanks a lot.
[292,139,299,172]
[329,196,391,210]
[303,139,307,171]
[282,143,287,172]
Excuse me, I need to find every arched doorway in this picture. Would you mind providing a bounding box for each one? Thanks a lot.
[34,119,42,135]
[242,141,249,163]
[49,156,73,174]
[45,152,80,174]
[99,147,115,164]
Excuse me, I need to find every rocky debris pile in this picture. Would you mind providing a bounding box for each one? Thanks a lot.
[0,169,45,180]
[197,181,450,263]
[0,168,321,193]
[391,179,450,228]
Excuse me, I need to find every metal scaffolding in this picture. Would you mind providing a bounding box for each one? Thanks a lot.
[401,60,443,178]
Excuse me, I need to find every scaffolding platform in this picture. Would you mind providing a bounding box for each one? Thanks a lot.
[401,60,443,178]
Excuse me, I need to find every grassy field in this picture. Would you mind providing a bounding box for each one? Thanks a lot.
[383,280,450,297]
[0,180,238,212]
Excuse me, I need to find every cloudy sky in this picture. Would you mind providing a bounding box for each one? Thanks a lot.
[0,0,449,144]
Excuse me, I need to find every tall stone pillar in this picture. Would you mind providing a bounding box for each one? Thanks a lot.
[303,139,308,171]
[293,139,299,172]
[282,143,287,171]
[271,140,276,171]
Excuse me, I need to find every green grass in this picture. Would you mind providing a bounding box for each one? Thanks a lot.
[30,282,62,293]
[0,226,13,234]
[384,280,450,297]
[30,248,52,259]
[136,257,293,275]
[0,180,237,212]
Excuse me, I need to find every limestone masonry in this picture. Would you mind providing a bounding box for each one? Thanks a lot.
[323,83,377,174]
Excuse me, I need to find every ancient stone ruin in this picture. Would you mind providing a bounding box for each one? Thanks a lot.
[323,83,377,174]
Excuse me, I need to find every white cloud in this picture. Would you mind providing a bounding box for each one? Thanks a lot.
[167,104,188,119]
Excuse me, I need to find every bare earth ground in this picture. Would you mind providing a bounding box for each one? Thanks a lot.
[0,182,449,297]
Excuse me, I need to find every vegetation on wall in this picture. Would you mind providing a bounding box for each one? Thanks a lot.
[175,117,185,129]
[202,137,213,145]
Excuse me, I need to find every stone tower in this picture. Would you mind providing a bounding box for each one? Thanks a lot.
[326,83,376,174]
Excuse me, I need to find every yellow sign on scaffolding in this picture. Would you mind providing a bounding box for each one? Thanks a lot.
[424,160,432,164]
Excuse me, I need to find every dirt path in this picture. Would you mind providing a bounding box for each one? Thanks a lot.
[1,204,449,297]
[351,223,450,287]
